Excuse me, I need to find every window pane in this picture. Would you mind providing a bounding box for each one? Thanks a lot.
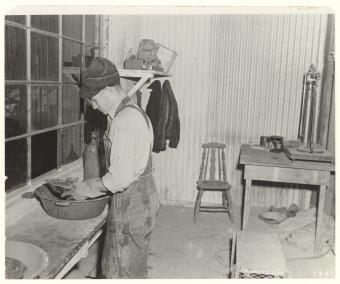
[5,25,26,80]
[5,15,26,25]
[31,85,58,130]
[5,139,27,192]
[5,85,27,138]
[62,15,82,40]
[62,125,81,165]
[85,15,98,45]
[31,32,59,81]
[84,103,107,143]
[62,39,81,83]
[62,84,80,123]
[85,45,97,67]
[31,15,59,33]
[32,131,57,178]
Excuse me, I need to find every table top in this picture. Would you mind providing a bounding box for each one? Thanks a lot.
[6,199,108,279]
[239,144,335,171]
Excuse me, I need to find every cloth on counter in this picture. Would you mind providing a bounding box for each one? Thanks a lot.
[286,213,335,249]
[60,181,104,200]
[146,80,180,153]
[269,207,334,250]
[45,178,104,201]
[270,207,316,240]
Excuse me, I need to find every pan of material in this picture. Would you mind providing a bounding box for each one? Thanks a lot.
[34,185,109,220]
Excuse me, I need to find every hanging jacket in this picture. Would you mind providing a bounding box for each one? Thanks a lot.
[162,80,180,148]
[146,80,180,153]
[146,80,163,153]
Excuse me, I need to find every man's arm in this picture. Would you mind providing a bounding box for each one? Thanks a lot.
[101,116,137,193]
[85,178,108,193]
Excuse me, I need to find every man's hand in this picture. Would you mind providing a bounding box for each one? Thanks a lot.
[60,182,88,200]
[85,178,109,193]
[60,181,105,200]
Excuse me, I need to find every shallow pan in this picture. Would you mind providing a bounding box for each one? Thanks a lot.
[34,185,109,220]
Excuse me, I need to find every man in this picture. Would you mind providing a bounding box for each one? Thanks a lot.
[71,57,159,278]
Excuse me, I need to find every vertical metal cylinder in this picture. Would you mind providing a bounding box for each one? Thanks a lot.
[298,75,307,139]
[302,80,313,144]
[84,132,101,179]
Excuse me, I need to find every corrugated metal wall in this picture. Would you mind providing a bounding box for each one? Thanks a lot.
[104,14,328,208]
[138,16,213,205]
[207,14,328,209]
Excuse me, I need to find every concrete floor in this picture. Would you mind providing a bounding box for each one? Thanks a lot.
[65,204,335,279]
[148,205,335,279]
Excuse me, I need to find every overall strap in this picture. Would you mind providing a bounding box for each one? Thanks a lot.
[117,104,151,129]
[115,103,153,175]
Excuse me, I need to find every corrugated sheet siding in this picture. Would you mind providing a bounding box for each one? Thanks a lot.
[208,14,327,208]
[104,14,328,208]
[138,16,212,205]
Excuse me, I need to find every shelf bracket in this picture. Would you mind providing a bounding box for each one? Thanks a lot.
[127,75,152,98]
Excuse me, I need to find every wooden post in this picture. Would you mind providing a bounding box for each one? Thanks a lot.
[317,14,335,147]
[57,15,63,168]
[242,178,251,230]
[315,184,326,254]
[26,15,32,183]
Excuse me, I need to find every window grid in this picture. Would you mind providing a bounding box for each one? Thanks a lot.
[5,15,102,192]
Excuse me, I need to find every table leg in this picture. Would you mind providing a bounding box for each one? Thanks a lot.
[315,184,326,254]
[242,179,251,230]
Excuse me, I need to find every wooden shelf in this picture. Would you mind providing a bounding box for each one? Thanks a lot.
[118,68,171,78]
[118,68,171,98]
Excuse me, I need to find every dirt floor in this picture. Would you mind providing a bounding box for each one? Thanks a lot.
[65,204,335,279]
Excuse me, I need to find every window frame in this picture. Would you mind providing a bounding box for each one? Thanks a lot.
[5,15,103,193]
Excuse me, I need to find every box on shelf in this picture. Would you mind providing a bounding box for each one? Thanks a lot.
[124,58,143,70]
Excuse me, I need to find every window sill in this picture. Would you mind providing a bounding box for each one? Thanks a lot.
[6,158,84,227]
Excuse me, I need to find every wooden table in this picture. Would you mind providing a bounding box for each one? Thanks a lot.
[239,144,335,254]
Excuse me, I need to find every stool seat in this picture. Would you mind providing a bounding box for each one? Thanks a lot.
[197,180,231,190]
[193,142,233,223]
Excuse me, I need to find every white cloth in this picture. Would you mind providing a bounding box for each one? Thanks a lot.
[102,102,154,193]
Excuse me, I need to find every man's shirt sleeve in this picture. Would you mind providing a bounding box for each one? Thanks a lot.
[102,118,136,193]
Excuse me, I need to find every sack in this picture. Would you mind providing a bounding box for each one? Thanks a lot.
[137,39,162,69]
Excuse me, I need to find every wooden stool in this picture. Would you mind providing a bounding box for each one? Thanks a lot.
[193,142,233,223]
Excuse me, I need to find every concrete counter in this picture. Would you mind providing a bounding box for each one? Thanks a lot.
[6,202,108,279]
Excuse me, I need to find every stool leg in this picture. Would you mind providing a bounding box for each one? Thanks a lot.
[226,189,234,224]
[194,189,203,223]
[222,191,227,207]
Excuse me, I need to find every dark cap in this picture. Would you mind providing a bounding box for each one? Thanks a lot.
[79,57,120,99]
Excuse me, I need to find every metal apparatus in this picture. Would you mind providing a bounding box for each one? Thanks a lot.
[83,131,101,179]
[297,64,322,153]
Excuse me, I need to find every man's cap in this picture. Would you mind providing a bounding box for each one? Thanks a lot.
[79,57,120,99]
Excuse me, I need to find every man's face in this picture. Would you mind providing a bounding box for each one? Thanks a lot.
[88,87,112,114]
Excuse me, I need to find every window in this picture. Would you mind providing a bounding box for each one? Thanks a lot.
[5,15,102,192]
